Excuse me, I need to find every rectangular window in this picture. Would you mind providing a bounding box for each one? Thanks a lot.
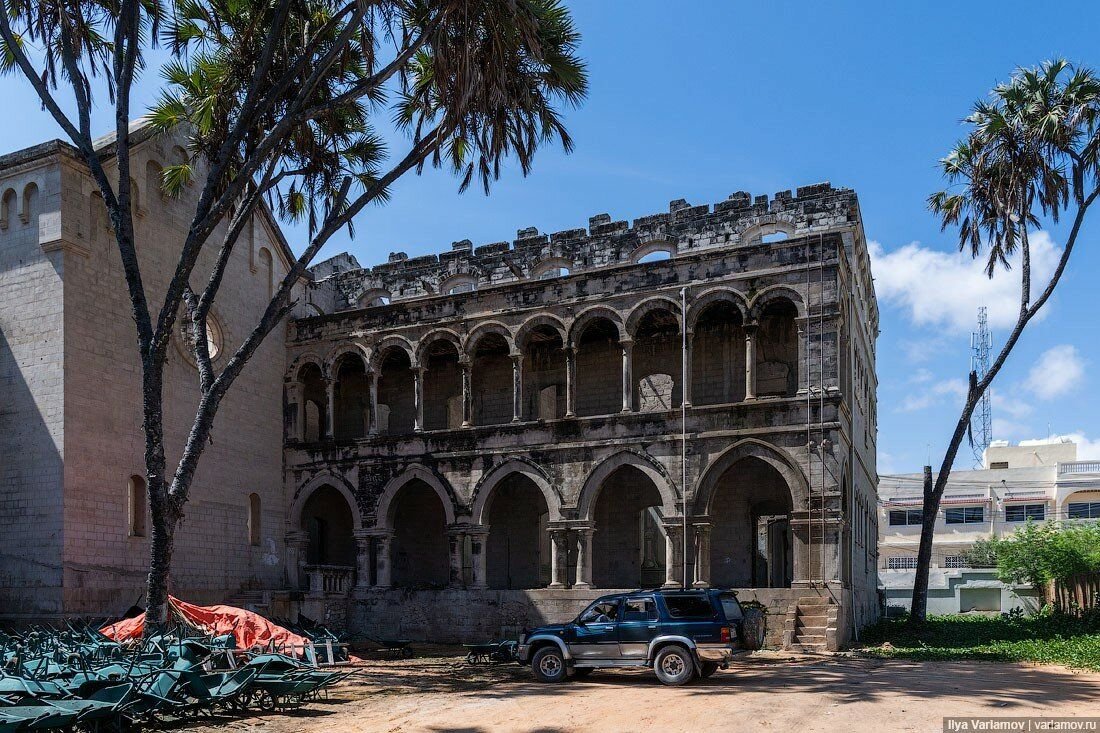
[1005,503,1046,522]
[944,555,968,569]
[989,461,1009,469]
[663,594,716,620]
[1068,501,1100,519]
[945,506,985,524]
[889,509,923,526]
[887,557,918,570]
[622,597,659,622]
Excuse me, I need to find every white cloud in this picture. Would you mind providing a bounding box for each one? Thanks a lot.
[1024,344,1085,400]
[898,377,968,412]
[992,418,1031,441]
[1019,433,1100,460]
[992,391,1032,419]
[869,231,1060,333]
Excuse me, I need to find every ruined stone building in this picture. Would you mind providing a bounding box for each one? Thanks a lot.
[0,125,880,649]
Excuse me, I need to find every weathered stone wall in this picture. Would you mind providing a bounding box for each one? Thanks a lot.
[0,151,66,617]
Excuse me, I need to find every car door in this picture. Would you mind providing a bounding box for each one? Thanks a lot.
[570,599,621,660]
[617,596,659,659]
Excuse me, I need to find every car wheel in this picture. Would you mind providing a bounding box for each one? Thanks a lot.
[653,645,695,686]
[699,662,720,678]
[740,609,766,651]
[531,646,568,683]
[572,667,594,678]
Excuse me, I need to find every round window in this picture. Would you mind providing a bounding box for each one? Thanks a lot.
[176,309,226,365]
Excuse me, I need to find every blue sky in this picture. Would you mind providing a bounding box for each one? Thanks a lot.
[4,1,1099,473]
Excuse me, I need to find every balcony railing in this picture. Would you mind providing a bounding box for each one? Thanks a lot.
[304,564,354,596]
[1059,461,1100,475]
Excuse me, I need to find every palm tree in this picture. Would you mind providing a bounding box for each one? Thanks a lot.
[913,59,1100,623]
[0,0,587,627]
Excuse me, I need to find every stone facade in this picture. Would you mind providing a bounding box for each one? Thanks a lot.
[284,184,881,649]
[0,131,296,618]
[0,124,880,648]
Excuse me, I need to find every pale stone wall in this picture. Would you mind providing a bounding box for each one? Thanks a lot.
[0,152,66,617]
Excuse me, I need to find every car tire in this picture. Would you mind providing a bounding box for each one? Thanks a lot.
[653,645,695,686]
[699,662,720,678]
[740,609,766,651]
[531,646,568,683]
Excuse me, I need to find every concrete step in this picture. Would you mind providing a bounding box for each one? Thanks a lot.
[796,598,832,608]
[790,642,827,653]
[796,625,826,635]
[796,614,827,626]
[794,633,826,643]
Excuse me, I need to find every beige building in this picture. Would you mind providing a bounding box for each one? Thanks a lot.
[878,438,1100,614]
[0,128,882,650]
[0,128,297,618]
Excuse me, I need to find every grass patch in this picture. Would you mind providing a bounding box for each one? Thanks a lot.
[858,613,1100,671]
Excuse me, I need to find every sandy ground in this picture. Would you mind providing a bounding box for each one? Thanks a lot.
[206,652,1100,733]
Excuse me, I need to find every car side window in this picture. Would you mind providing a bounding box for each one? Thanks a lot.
[622,598,658,622]
[663,595,716,620]
[579,600,620,624]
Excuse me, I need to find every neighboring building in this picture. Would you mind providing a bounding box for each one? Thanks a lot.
[0,127,301,618]
[0,125,882,650]
[284,184,880,650]
[878,438,1100,614]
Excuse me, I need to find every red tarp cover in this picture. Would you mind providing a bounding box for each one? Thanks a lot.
[100,595,311,653]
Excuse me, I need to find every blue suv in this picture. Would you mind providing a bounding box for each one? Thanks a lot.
[517,589,765,686]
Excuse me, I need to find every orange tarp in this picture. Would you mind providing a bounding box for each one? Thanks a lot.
[100,595,311,654]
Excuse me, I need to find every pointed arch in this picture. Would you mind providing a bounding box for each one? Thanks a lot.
[463,321,515,356]
[577,450,679,521]
[470,458,562,525]
[286,352,325,383]
[686,287,750,331]
[693,438,808,515]
[416,328,464,365]
[749,285,806,320]
[567,306,627,347]
[369,335,416,371]
[290,472,363,530]
[374,465,457,529]
[326,341,370,374]
[515,314,567,350]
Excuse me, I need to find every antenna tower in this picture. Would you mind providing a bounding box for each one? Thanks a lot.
[971,306,993,466]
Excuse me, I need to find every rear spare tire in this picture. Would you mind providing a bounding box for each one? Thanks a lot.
[741,608,766,651]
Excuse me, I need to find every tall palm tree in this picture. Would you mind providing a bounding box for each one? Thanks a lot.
[914,59,1100,623]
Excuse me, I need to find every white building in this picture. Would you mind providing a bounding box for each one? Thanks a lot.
[877,438,1100,615]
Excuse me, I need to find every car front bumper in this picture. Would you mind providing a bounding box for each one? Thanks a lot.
[516,644,531,663]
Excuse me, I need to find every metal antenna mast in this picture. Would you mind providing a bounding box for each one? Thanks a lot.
[971,306,992,466]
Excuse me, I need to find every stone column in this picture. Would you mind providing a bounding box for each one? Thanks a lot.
[324,376,336,438]
[367,371,379,435]
[285,530,310,590]
[620,338,634,412]
[663,525,684,588]
[447,527,465,588]
[286,383,304,442]
[413,366,424,432]
[353,528,373,590]
[744,324,757,400]
[796,320,809,394]
[683,331,693,407]
[468,526,490,589]
[692,523,712,588]
[549,529,568,589]
[573,526,594,589]
[372,530,394,588]
[511,353,523,423]
[564,347,577,418]
[460,357,473,427]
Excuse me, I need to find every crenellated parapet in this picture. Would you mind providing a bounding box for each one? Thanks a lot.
[309,182,857,311]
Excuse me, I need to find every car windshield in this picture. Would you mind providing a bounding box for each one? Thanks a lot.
[663,594,715,619]
[578,600,619,624]
[718,593,743,621]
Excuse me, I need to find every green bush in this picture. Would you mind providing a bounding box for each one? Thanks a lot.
[966,522,1100,590]
[860,612,1100,671]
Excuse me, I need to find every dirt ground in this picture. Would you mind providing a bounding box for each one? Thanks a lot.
[211,652,1100,733]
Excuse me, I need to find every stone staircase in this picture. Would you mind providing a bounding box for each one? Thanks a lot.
[782,596,839,652]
